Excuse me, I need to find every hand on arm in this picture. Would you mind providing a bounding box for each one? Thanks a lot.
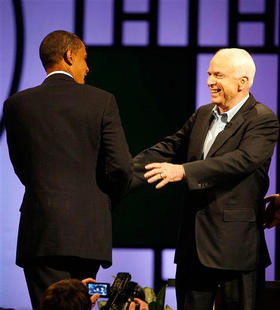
[144,162,184,189]
[264,194,280,228]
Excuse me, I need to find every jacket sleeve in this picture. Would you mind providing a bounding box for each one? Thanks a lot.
[131,112,197,189]
[101,94,133,204]
[183,109,279,190]
[3,99,26,185]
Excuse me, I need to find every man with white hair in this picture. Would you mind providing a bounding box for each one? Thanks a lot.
[133,48,279,309]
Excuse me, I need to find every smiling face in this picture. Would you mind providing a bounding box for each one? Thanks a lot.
[207,53,244,112]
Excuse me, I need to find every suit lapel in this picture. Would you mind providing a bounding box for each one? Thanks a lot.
[188,105,214,160]
[206,94,256,158]
[206,114,244,158]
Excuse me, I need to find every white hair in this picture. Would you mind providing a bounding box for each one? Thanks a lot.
[215,48,256,87]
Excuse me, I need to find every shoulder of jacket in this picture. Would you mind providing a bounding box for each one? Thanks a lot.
[247,101,278,121]
[254,101,275,113]
[196,103,213,113]
[82,84,113,98]
[201,103,213,109]
[5,85,42,103]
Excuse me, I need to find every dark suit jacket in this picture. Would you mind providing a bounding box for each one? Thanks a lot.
[3,73,132,268]
[133,94,279,271]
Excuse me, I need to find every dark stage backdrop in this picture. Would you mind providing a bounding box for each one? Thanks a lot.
[86,47,193,247]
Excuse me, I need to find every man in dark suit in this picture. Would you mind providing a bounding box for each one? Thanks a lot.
[3,30,132,309]
[133,48,279,309]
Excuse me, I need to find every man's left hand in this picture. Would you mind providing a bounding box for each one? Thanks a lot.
[144,162,184,189]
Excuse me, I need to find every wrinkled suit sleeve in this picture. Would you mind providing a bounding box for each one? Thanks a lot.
[3,99,26,185]
[183,109,279,190]
[101,95,133,204]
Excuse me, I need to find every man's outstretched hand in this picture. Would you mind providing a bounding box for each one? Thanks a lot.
[144,162,184,189]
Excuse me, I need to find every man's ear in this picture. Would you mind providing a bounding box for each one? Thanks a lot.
[238,76,249,91]
[64,49,74,66]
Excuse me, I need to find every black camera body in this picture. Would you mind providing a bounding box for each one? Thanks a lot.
[101,272,145,310]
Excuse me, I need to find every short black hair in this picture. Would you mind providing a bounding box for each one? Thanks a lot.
[39,30,82,69]
[40,279,92,310]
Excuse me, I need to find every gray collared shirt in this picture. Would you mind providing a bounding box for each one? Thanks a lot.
[202,94,249,159]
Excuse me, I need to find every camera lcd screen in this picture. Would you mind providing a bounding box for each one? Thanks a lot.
[88,283,110,297]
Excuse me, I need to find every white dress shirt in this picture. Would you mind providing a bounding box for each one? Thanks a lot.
[46,70,73,79]
[203,94,249,159]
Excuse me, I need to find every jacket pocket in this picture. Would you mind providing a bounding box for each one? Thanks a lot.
[223,208,256,222]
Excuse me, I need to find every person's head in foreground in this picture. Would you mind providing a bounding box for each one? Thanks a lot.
[40,278,148,310]
[40,279,92,310]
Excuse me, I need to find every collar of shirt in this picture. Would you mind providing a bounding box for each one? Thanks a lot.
[202,94,249,159]
[46,71,73,79]
[212,94,249,124]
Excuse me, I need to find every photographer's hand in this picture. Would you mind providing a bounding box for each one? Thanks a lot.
[81,278,100,308]
[129,298,148,310]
